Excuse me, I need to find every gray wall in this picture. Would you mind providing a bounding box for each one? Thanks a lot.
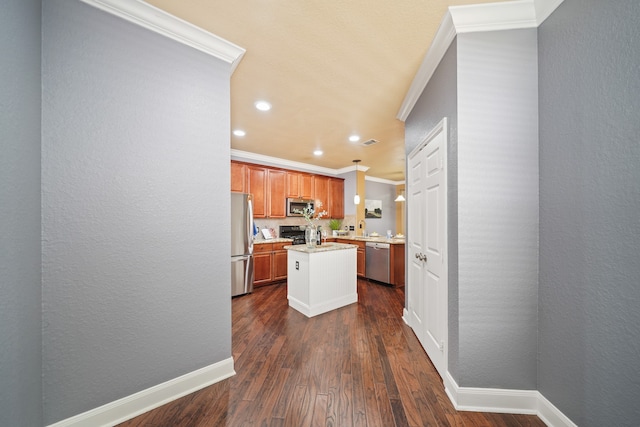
[406,28,539,390]
[364,180,396,236]
[42,1,232,424]
[538,0,640,425]
[405,40,459,378]
[456,29,539,390]
[0,0,43,426]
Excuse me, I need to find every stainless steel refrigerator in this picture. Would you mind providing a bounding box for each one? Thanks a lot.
[231,193,254,296]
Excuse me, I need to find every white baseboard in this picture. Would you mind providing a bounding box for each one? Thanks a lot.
[402,308,411,326]
[444,372,577,427]
[47,357,235,427]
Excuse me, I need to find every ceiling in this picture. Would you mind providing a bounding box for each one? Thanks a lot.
[146,0,503,182]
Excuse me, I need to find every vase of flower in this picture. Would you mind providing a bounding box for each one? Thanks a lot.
[305,225,317,248]
[294,201,327,248]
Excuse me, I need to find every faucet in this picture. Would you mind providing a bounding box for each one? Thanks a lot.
[358,219,366,237]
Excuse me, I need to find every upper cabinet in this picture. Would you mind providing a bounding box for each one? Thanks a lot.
[246,165,267,218]
[231,161,246,192]
[329,178,344,219]
[231,161,343,219]
[286,171,314,200]
[268,169,286,218]
[313,175,329,215]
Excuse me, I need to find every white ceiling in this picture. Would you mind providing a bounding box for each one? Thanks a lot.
[146,0,505,181]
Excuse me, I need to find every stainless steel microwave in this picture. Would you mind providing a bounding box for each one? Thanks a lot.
[286,198,314,217]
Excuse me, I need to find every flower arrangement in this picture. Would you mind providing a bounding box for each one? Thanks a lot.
[296,201,327,227]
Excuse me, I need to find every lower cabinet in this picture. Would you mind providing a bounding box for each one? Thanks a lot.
[253,242,288,286]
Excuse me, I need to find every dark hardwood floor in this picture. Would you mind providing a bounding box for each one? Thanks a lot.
[119,280,546,426]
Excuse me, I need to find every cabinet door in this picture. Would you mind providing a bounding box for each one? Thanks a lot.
[268,169,287,218]
[273,249,288,281]
[300,173,314,199]
[313,175,329,215]
[286,172,300,198]
[230,161,246,193]
[253,252,272,285]
[328,178,344,219]
[357,248,366,277]
[247,165,267,218]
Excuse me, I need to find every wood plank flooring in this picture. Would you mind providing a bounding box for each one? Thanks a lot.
[119,280,546,426]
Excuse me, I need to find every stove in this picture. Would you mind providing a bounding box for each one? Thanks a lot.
[279,225,306,245]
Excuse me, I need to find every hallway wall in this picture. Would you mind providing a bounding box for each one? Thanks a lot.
[0,0,43,425]
[41,1,233,423]
[538,0,640,424]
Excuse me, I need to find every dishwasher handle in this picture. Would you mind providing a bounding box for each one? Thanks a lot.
[366,242,390,249]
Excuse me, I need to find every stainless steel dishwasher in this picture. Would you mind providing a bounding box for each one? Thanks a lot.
[365,242,390,283]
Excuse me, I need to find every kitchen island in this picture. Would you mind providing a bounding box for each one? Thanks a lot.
[285,243,357,317]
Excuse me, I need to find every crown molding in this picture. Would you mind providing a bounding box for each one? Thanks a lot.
[231,149,338,176]
[231,150,404,185]
[365,176,404,186]
[397,0,564,121]
[79,0,245,73]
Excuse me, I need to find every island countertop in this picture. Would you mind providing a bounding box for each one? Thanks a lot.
[284,242,358,253]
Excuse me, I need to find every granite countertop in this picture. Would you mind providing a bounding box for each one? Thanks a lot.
[332,235,406,245]
[284,242,358,253]
[254,238,293,244]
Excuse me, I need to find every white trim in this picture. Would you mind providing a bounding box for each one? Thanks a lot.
[79,0,245,73]
[231,150,407,185]
[449,0,537,34]
[396,0,564,121]
[402,308,411,326]
[534,0,565,25]
[364,175,400,186]
[396,11,456,121]
[444,373,578,427]
[47,358,235,427]
[537,392,579,427]
[232,149,339,176]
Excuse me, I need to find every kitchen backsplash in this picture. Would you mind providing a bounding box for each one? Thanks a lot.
[254,215,356,240]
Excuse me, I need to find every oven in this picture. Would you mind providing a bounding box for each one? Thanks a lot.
[279,225,306,245]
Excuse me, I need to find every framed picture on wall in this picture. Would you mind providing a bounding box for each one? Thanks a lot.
[365,199,382,218]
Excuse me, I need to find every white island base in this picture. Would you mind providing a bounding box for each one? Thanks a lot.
[285,243,358,317]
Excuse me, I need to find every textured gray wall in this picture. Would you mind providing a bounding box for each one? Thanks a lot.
[538,0,640,424]
[456,29,538,389]
[404,40,459,379]
[364,180,396,235]
[42,1,232,424]
[0,0,43,425]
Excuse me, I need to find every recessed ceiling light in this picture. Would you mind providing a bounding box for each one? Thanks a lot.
[233,129,246,137]
[254,100,271,111]
[349,134,360,142]
[313,149,323,156]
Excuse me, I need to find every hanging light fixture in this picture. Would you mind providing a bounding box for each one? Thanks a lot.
[353,160,361,205]
[394,192,405,202]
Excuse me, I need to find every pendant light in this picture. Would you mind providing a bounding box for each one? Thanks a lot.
[394,192,405,202]
[353,160,361,205]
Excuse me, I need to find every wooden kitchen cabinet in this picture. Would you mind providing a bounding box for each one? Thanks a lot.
[253,242,288,286]
[268,169,286,218]
[286,172,314,200]
[313,175,329,214]
[390,243,405,287]
[328,178,344,219]
[231,161,246,193]
[272,242,288,281]
[246,165,267,218]
[300,173,314,199]
[253,244,273,285]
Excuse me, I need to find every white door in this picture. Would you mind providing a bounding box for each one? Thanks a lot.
[407,118,448,380]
